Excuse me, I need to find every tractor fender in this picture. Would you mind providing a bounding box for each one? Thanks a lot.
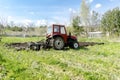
[53,35,64,42]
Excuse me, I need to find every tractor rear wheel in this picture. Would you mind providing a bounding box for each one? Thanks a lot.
[53,37,64,50]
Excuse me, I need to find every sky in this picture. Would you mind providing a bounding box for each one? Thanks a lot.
[0,0,120,26]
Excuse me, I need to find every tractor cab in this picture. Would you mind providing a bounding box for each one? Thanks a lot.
[46,24,79,50]
[47,24,67,43]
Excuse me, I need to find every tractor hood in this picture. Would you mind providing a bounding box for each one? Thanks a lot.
[69,36,77,40]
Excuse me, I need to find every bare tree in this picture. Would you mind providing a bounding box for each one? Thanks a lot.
[0,16,8,39]
[90,11,101,31]
[22,22,35,37]
[80,0,90,25]
[80,0,90,36]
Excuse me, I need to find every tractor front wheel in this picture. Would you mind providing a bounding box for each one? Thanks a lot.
[69,41,79,49]
[72,42,79,49]
[53,37,64,50]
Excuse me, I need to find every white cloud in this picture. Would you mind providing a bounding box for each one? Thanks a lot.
[24,19,32,23]
[36,20,47,26]
[7,16,48,27]
[95,4,102,9]
[51,16,69,26]
[7,16,19,26]
[69,8,76,13]
[69,8,72,12]
[7,16,25,24]
[7,16,13,21]
[48,21,56,25]
[21,19,33,27]
[6,15,68,27]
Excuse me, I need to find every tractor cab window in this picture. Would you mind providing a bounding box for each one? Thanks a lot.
[54,26,59,32]
[61,26,66,34]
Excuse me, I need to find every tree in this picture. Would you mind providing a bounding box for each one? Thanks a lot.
[80,0,90,26]
[0,24,4,38]
[22,22,35,37]
[80,0,90,36]
[101,7,120,37]
[72,16,84,36]
[90,11,100,27]
[90,11,101,31]
[0,17,7,37]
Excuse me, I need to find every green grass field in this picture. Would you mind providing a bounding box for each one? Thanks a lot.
[0,37,120,80]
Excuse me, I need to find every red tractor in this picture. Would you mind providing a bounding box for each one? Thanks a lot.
[46,24,79,50]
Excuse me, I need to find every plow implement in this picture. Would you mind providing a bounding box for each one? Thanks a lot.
[5,41,46,51]
[79,42,104,47]
[5,41,104,51]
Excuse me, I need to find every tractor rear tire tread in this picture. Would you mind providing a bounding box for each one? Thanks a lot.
[53,37,64,50]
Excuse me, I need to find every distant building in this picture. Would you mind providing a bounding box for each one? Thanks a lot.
[88,31,103,38]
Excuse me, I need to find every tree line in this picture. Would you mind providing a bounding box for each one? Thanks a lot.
[71,0,120,37]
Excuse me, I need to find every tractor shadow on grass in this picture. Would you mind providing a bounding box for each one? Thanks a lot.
[63,46,89,51]
[63,47,70,51]
[79,46,89,50]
